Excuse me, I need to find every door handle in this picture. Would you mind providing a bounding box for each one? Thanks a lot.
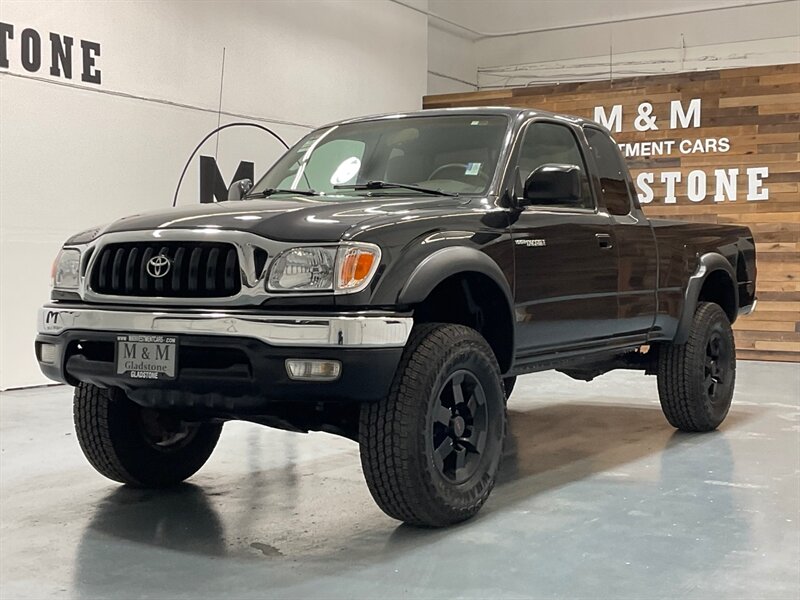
[596,233,613,249]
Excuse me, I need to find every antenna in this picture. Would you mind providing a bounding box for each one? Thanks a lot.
[214,47,226,159]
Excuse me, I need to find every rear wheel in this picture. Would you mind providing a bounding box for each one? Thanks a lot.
[657,302,736,432]
[73,383,222,487]
[359,324,506,527]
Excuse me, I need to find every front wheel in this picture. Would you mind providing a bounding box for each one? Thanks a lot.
[657,302,736,432]
[359,324,507,527]
[73,383,222,487]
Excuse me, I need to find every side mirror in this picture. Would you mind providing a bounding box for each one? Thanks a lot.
[227,178,253,201]
[521,164,582,207]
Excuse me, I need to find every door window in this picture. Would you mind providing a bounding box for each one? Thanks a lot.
[517,122,593,209]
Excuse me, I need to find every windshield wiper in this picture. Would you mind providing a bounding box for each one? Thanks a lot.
[245,188,319,198]
[334,181,458,197]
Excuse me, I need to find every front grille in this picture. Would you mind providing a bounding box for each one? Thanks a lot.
[90,242,242,298]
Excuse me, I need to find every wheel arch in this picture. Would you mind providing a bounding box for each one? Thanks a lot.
[400,248,515,374]
[398,247,514,306]
[674,252,738,344]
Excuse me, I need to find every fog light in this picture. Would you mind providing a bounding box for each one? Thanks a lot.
[39,343,57,364]
[285,359,341,381]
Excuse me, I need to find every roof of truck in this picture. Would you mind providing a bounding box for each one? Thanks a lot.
[329,106,591,128]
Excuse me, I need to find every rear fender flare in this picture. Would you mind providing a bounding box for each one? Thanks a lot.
[674,252,737,344]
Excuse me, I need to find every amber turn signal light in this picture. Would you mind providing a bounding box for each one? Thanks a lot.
[336,245,380,291]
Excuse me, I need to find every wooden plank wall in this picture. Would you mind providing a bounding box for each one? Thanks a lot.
[423,63,800,362]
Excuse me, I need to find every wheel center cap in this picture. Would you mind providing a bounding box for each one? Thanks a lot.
[452,415,466,438]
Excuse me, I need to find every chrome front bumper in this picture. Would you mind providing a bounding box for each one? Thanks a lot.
[38,305,413,348]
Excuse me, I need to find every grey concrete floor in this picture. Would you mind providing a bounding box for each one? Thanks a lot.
[1,361,799,600]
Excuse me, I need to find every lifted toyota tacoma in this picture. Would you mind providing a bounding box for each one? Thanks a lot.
[37,108,756,527]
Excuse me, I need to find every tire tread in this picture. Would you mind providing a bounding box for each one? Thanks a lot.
[359,324,505,526]
[73,384,138,484]
[73,383,221,487]
[657,302,736,432]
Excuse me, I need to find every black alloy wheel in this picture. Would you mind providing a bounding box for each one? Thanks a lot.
[430,370,489,484]
[703,331,731,404]
[138,408,201,451]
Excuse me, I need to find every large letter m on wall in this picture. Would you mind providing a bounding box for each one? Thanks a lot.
[199,156,254,203]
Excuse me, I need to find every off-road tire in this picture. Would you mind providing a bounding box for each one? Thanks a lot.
[657,302,736,432]
[359,323,507,527]
[73,383,222,487]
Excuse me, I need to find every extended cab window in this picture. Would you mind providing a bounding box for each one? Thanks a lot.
[517,122,593,209]
[585,127,633,216]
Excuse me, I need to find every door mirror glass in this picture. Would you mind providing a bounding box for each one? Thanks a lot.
[522,164,583,207]
[228,178,253,201]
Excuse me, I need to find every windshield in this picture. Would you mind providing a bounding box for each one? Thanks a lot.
[249,115,509,198]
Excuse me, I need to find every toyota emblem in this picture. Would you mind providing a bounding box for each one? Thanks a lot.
[146,255,171,278]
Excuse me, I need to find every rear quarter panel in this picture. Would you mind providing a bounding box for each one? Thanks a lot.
[650,218,756,340]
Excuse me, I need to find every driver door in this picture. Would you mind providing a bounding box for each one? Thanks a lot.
[511,121,619,357]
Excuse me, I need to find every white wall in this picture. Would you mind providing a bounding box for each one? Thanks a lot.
[427,24,477,94]
[0,0,428,389]
[430,0,791,36]
[425,0,800,92]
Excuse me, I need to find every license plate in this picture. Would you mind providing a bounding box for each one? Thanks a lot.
[116,334,178,380]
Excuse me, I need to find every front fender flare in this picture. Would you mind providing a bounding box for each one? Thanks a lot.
[398,246,514,309]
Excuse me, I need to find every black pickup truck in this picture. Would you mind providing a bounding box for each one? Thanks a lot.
[36,108,756,527]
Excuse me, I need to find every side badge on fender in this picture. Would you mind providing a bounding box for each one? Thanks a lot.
[515,239,547,247]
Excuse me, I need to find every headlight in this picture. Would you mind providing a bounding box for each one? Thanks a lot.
[268,243,380,293]
[51,249,81,290]
[268,247,336,291]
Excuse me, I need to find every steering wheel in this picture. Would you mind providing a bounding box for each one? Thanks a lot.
[428,163,490,185]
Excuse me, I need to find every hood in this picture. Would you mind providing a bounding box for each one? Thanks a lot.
[101,195,472,242]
